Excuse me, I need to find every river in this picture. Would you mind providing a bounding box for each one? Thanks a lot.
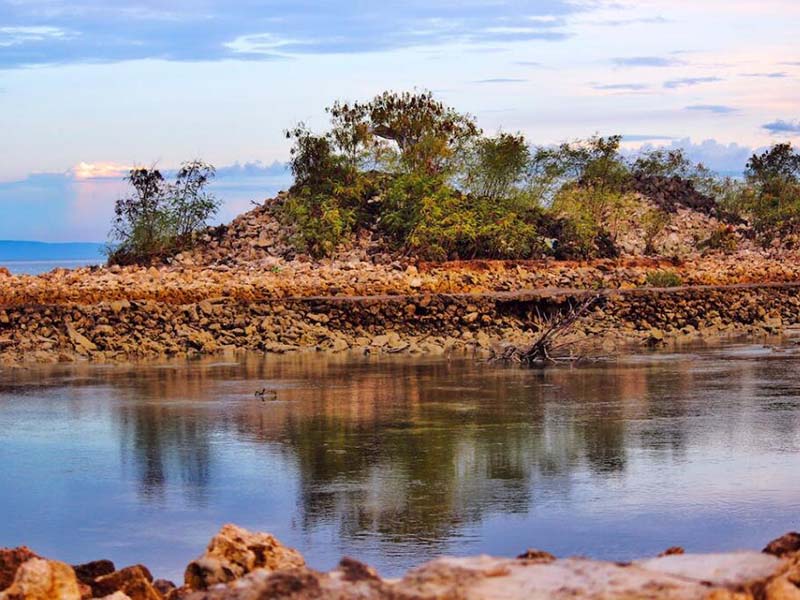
[0,342,798,581]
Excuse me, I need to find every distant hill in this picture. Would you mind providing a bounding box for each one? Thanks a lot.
[0,240,105,262]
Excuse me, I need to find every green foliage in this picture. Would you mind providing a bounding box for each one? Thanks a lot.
[461,133,531,204]
[641,208,670,255]
[630,148,692,178]
[108,161,220,265]
[737,143,800,239]
[279,92,764,261]
[407,198,547,261]
[549,185,636,257]
[282,193,357,259]
[645,270,683,288]
[531,135,630,202]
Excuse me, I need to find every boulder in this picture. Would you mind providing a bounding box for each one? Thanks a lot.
[72,559,115,586]
[90,565,160,600]
[0,558,81,600]
[184,524,304,591]
[65,322,97,353]
[764,532,800,558]
[180,551,794,600]
[0,548,39,590]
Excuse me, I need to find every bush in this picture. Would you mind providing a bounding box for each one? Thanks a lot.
[645,270,683,288]
[549,186,635,257]
[641,208,670,255]
[108,161,220,265]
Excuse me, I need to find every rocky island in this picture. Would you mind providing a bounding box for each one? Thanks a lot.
[1,190,800,366]
[4,94,800,366]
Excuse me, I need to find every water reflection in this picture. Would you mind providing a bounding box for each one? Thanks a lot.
[0,346,799,579]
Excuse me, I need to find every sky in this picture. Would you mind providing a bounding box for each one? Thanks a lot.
[1,0,799,241]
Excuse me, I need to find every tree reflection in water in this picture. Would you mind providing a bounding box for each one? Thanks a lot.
[3,347,797,557]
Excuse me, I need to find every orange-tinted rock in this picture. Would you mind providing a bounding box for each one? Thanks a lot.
[0,548,39,590]
[516,549,556,563]
[764,532,800,558]
[0,558,81,600]
[91,565,160,600]
[72,559,115,585]
[184,524,304,590]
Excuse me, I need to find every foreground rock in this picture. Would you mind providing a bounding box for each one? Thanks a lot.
[184,524,305,590]
[2,526,800,599]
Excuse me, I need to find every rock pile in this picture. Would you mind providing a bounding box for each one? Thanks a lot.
[629,174,718,216]
[2,526,800,599]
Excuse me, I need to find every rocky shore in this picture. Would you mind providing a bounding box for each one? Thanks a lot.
[3,193,800,366]
[2,525,800,599]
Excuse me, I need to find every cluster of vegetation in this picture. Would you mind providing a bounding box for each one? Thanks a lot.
[108,91,800,264]
[645,270,683,288]
[108,161,220,265]
[278,90,736,260]
[723,144,800,240]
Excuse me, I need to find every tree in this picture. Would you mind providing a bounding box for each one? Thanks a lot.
[171,161,220,238]
[328,90,480,176]
[745,143,800,191]
[461,133,531,204]
[740,144,800,237]
[108,161,220,265]
[530,135,630,204]
[630,148,694,178]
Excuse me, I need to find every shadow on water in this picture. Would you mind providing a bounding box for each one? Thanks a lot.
[0,343,798,579]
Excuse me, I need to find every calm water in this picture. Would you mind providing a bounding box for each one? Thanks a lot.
[1,345,798,581]
[2,259,101,275]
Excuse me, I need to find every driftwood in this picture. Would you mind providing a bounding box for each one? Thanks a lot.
[492,294,601,366]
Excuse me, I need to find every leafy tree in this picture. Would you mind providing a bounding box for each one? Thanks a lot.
[745,143,800,187]
[328,90,480,176]
[531,135,629,200]
[461,133,531,204]
[739,143,800,238]
[630,148,694,178]
[108,161,220,265]
[171,161,219,238]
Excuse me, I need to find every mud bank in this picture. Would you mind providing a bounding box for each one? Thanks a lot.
[0,280,798,365]
[2,525,800,599]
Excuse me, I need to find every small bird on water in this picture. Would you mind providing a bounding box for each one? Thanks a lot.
[255,388,278,401]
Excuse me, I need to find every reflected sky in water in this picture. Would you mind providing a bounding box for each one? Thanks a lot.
[0,345,799,581]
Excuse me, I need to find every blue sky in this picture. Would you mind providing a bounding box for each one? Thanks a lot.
[1,0,799,241]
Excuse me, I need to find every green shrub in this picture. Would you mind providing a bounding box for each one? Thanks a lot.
[641,208,670,255]
[282,192,357,258]
[645,270,683,288]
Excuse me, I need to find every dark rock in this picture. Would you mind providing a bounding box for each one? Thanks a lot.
[91,565,160,600]
[71,559,115,585]
[0,547,39,590]
[763,532,800,557]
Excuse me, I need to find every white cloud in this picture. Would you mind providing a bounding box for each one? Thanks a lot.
[0,26,72,47]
